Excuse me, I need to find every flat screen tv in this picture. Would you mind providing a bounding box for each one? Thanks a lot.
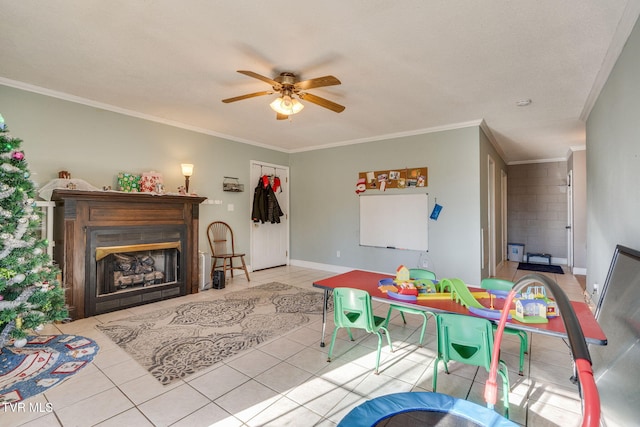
[589,245,640,427]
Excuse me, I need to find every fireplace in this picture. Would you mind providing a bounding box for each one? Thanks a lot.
[52,190,205,319]
[87,225,186,316]
[96,243,179,295]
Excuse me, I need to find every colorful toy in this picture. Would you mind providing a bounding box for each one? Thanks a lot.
[514,298,548,323]
[512,285,558,322]
[380,272,561,324]
[378,278,399,294]
[395,265,411,282]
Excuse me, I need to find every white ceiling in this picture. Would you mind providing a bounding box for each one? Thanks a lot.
[1,1,638,163]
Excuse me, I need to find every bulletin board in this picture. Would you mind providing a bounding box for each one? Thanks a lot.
[359,167,427,191]
[359,193,428,251]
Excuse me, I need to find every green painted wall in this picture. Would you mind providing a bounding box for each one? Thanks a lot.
[290,127,485,283]
[0,85,289,256]
[586,16,640,297]
[2,84,491,283]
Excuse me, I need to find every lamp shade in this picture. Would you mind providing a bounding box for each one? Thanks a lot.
[181,164,194,177]
[270,95,304,115]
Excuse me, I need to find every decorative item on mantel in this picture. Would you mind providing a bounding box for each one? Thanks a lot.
[140,171,163,193]
[37,176,100,201]
[181,163,194,194]
[117,172,141,192]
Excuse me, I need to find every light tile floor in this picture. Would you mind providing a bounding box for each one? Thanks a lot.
[3,262,597,426]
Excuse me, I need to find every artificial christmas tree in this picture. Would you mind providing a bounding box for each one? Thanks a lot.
[0,114,68,347]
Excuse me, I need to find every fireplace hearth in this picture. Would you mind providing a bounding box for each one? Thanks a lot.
[52,190,205,319]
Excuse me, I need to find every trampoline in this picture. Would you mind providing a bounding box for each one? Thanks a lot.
[338,392,517,427]
[338,273,601,427]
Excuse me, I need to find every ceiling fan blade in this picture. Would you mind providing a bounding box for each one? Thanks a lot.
[222,91,272,103]
[237,70,282,89]
[276,113,288,120]
[295,75,341,90]
[299,92,345,113]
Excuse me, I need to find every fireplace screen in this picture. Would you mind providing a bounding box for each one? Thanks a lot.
[95,242,180,297]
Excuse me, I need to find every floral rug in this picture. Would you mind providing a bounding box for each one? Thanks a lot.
[0,334,99,406]
[96,282,330,385]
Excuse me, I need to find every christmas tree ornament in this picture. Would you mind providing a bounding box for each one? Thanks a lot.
[13,337,27,348]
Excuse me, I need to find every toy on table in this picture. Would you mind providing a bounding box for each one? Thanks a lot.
[512,285,558,323]
[378,265,434,301]
[378,278,417,297]
[393,265,419,296]
[379,278,418,302]
[439,278,511,320]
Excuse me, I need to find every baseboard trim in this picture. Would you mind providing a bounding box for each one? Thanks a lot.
[572,267,587,275]
[289,259,392,276]
[290,259,352,274]
[551,257,568,266]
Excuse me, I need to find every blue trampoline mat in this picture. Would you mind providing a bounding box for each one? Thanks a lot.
[338,392,517,427]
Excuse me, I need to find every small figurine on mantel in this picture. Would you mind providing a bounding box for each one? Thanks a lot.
[178,185,187,195]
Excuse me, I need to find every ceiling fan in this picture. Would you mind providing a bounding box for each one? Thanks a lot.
[222,70,345,120]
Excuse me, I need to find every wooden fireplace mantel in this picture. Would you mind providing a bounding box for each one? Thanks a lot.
[51,189,206,319]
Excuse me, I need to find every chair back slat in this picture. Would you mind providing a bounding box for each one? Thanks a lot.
[207,221,235,256]
[481,278,515,291]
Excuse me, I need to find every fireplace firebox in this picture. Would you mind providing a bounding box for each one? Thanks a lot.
[88,225,186,316]
[52,190,206,319]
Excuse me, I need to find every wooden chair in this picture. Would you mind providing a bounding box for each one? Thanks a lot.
[206,221,250,281]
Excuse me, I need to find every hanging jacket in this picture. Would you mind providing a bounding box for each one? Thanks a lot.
[252,177,284,223]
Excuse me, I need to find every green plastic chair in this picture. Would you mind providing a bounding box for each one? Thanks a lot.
[384,268,437,346]
[433,313,511,418]
[327,287,393,374]
[481,278,529,376]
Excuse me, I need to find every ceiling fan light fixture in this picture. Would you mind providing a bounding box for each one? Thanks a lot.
[270,95,304,115]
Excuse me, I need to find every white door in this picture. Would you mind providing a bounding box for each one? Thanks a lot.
[501,170,508,264]
[487,156,496,276]
[250,161,289,271]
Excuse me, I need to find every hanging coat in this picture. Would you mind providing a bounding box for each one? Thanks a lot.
[252,177,284,224]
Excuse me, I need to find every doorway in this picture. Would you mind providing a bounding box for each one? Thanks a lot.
[501,170,508,265]
[250,161,290,271]
[567,170,574,270]
[487,155,496,276]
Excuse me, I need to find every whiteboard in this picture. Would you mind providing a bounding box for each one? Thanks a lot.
[359,193,428,251]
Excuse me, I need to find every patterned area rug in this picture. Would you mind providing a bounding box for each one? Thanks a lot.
[97,282,330,385]
[0,334,99,406]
